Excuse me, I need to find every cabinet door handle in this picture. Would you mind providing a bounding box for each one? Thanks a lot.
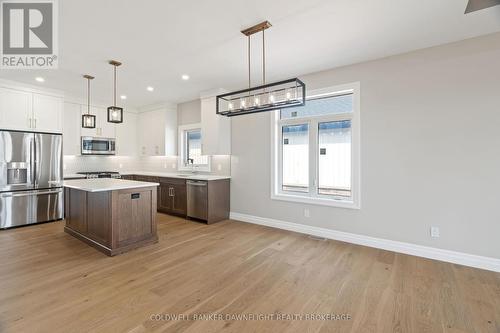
[34,118,37,128]
[29,118,32,128]
[172,188,175,196]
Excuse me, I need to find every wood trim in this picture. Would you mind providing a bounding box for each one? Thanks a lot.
[64,226,158,257]
[64,226,113,256]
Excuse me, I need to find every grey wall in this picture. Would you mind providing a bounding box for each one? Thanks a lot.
[230,32,500,259]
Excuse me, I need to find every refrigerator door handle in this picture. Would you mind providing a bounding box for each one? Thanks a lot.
[33,135,37,186]
[30,138,35,185]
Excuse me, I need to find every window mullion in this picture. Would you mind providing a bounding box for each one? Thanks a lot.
[310,119,318,198]
[277,123,284,195]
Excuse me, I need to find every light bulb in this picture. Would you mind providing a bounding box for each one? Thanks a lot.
[254,97,260,106]
[228,102,234,110]
[269,94,275,103]
[240,99,246,108]
[286,91,291,101]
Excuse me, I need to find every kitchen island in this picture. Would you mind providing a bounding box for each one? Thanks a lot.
[63,178,159,256]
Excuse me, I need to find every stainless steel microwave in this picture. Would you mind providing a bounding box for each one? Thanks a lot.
[81,137,116,155]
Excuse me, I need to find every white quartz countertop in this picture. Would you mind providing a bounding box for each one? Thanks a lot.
[120,171,231,181]
[64,178,159,192]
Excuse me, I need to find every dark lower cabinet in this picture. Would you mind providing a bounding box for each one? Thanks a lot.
[157,178,187,216]
[157,182,172,212]
[120,174,229,223]
[134,175,159,183]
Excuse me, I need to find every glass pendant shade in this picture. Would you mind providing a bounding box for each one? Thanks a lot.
[107,106,123,123]
[217,78,305,116]
[82,114,96,128]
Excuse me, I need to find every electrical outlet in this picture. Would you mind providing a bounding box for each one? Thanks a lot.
[430,226,440,238]
[304,208,310,218]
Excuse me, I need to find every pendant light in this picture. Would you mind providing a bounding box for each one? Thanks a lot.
[107,60,123,123]
[82,75,96,128]
[216,21,305,117]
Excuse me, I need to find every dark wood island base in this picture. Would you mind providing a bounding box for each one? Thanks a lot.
[64,185,158,256]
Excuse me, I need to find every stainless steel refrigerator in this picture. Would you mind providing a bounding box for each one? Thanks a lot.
[0,130,63,229]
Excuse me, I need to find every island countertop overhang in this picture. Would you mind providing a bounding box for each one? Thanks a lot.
[63,178,160,192]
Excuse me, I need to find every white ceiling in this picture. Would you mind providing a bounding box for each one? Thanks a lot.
[1,0,499,108]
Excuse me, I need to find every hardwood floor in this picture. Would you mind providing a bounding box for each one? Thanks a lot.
[0,214,499,333]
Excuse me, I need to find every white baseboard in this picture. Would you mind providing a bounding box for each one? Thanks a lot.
[230,212,500,273]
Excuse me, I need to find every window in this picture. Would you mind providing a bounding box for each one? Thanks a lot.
[178,124,210,171]
[271,83,360,209]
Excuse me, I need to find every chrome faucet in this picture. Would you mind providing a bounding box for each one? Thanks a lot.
[187,159,198,174]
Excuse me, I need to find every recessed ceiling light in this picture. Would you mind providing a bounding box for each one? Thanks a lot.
[120,95,127,100]
[181,74,190,80]
[35,77,45,82]
[147,86,154,92]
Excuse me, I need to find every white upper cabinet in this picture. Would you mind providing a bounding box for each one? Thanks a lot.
[63,102,82,155]
[0,87,32,130]
[116,112,138,156]
[98,108,116,138]
[200,93,231,155]
[32,93,63,133]
[138,105,177,156]
[0,86,62,133]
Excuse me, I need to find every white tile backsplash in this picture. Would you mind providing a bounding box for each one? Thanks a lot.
[63,155,231,176]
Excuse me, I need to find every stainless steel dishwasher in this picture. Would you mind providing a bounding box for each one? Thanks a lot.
[186,180,208,220]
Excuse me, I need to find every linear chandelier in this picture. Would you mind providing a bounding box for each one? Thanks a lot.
[216,21,306,117]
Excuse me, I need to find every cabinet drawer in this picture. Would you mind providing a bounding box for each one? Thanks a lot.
[159,177,186,185]
[135,176,159,183]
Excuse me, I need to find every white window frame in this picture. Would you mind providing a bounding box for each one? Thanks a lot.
[178,123,211,172]
[271,82,361,209]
